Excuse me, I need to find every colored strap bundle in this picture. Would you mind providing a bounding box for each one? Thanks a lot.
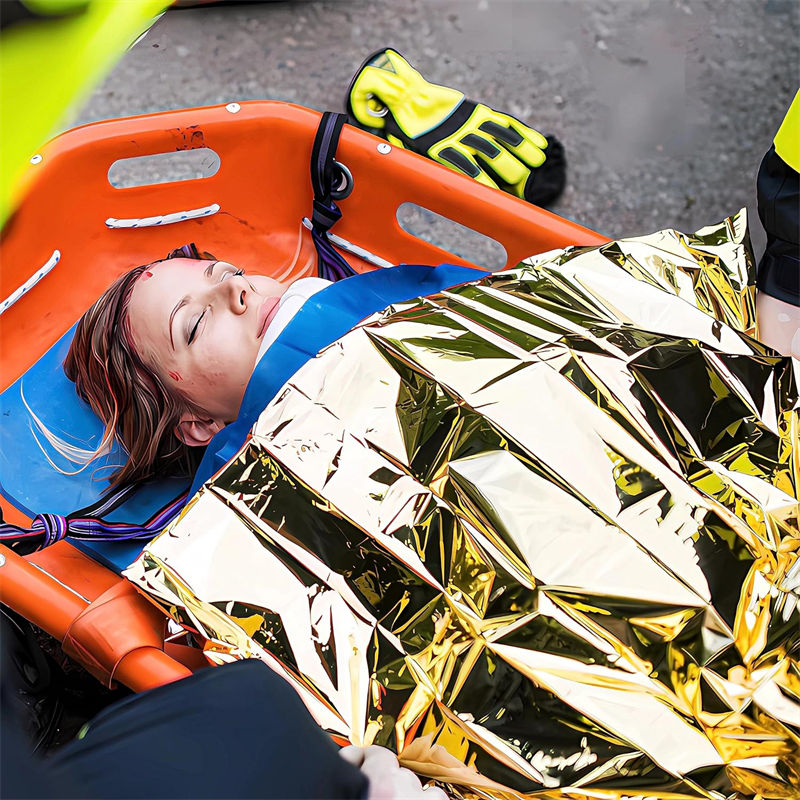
[0,488,187,555]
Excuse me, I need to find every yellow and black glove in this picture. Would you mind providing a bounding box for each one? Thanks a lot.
[346,48,566,206]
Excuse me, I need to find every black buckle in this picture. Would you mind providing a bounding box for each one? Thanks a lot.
[310,112,352,234]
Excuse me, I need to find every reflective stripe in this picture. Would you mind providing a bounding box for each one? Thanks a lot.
[774,89,800,173]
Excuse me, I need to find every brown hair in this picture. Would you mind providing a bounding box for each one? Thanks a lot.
[64,261,203,490]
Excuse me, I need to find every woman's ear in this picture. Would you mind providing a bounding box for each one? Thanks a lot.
[175,413,223,447]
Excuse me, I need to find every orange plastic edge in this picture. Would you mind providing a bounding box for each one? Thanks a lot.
[0,544,192,691]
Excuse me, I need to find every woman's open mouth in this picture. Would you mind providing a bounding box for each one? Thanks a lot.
[256,296,281,338]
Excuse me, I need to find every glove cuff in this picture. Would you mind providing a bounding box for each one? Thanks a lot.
[345,47,465,141]
[344,46,395,126]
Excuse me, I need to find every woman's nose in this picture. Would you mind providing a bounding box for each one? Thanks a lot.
[224,277,248,314]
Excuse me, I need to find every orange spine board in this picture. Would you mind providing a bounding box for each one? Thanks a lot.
[0,102,606,691]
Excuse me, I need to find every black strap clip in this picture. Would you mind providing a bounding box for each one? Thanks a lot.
[308,112,356,281]
[310,112,354,232]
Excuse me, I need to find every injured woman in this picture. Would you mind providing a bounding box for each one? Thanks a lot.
[60,212,799,798]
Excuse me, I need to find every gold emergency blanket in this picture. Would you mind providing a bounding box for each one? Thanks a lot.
[126,211,800,799]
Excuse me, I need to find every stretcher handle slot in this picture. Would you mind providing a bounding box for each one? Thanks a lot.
[396,203,507,270]
[107,148,221,189]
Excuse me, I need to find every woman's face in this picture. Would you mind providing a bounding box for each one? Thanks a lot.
[127,258,286,429]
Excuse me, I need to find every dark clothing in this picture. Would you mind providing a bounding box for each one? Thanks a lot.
[757,143,800,305]
[756,88,800,308]
[2,656,368,799]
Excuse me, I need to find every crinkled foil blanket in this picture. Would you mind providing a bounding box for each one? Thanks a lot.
[127,212,800,799]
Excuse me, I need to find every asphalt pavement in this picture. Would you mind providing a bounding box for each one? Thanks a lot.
[75,0,800,259]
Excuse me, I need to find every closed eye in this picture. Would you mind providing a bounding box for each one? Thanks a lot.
[186,267,243,344]
[187,309,206,345]
[219,267,244,282]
